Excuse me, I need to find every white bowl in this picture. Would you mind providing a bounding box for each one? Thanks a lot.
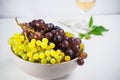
[12,52,78,80]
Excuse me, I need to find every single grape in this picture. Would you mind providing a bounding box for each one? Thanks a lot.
[20,35,25,41]
[33,32,42,40]
[77,58,84,66]
[45,50,50,56]
[41,42,48,49]
[65,31,74,38]
[45,32,53,41]
[41,59,47,64]
[49,42,55,49]
[65,48,75,59]
[51,30,56,35]
[64,56,71,62]
[57,29,65,35]
[33,53,39,60]
[28,57,34,62]
[28,42,35,49]
[22,54,28,60]
[27,52,33,58]
[31,39,36,43]
[36,40,41,46]
[80,43,85,52]
[45,23,54,32]
[31,48,37,53]
[54,26,60,30]
[46,56,52,61]
[39,52,45,59]
[50,58,56,64]
[54,34,63,43]
[80,52,88,59]
[61,40,69,49]
[42,38,49,43]
[72,45,80,53]
[74,38,81,45]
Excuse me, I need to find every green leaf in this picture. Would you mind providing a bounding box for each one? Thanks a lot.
[89,16,93,28]
[89,26,103,35]
[79,33,85,39]
[92,25,109,32]
[89,29,103,36]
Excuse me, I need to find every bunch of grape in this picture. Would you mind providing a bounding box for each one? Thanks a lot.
[8,18,88,65]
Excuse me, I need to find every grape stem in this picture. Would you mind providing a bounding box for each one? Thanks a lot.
[15,17,35,33]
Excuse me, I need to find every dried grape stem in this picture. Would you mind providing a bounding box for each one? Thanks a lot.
[15,17,35,33]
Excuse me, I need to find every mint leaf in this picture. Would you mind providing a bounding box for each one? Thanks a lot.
[92,25,109,32]
[89,16,93,28]
[89,26,103,35]
[89,29,103,35]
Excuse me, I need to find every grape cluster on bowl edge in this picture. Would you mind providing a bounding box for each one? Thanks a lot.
[8,18,87,66]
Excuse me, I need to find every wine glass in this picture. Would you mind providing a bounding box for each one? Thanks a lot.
[75,0,96,29]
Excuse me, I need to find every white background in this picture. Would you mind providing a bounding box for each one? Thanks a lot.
[0,0,120,18]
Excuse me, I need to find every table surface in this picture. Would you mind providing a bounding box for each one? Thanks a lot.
[0,15,120,80]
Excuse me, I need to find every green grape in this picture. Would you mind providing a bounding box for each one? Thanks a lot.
[36,40,41,46]
[41,42,48,49]
[35,46,41,52]
[41,59,47,64]
[46,56,52,61]
[80,43,85,52]
[31,39,36,43]
[39,52,45,59]
[56,49,61,55]
[27,52,33,58]
[50,58,56,64]
[8,38,14,46]
[50,50,56,57]
[31,48,37,53]
[23,45,30,52]
[20,35,25,41]
[28,57,34,62]
[65,31,74,38]
[13,33,20,39]
[14,39,21,45]
[46,46,51,50]
[60,52,65,58]
[64,56,71,62]
[18,44,24,51]
[12,46,19,54]
[49,43,55,49]
[54,54,60,60]
[33,53,39,60]
[56,59,61,64]
[45,50,50,56]
[22,54,28,60]
[28,42,35,49]
[42,38,48,43]
[18,51,24,56]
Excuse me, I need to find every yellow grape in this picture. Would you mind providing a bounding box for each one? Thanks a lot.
[64,56,71,62]
[36,40,41,46]
[42,38,48,43]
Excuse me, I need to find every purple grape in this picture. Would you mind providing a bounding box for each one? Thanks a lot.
[33,32,42,40]
[65,48,75,59]
[45,23,54,32]
[74,38,81,45]
[54,34,63,43]
[62,40,69,49]
[45,32,53,41]
[77,58,84,66]
[72,45,80,53]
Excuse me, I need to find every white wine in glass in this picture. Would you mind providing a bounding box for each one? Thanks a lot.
[75,0,96,28]
[76,0,96,13]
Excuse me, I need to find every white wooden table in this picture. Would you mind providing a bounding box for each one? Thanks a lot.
[0,15,120,80]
